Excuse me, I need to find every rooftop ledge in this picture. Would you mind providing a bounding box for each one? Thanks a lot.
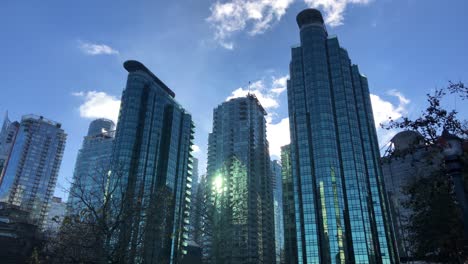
[124,60,176,98]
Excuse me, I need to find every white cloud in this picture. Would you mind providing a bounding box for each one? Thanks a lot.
[225,75,288,109]
[370,90,410,148]
[267,117,290,158]
[73,91,121,123]
[207,0,294,49]
[304,0,372,27]
[79,41,119,55]
[192,144,201,153]
[207,0,374,48]
[271,75,288,94]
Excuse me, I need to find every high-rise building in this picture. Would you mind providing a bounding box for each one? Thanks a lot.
[271,160,285,264]
[205,94,275,264]
[46,196,67,231]
[189,158,201,241]
[281,144,297,264]
[0,113,19,182]
[381,131,440,260]
[192,173,206,246]
[112,60,194,264]
[0,115,67,227]
[285,9,398,263]
[67,118,115,214]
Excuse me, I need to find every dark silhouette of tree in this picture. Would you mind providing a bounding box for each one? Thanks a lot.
[40,163,129,264]
[384,82,467,145]
[382,81,468,262]
[403,168,463,262]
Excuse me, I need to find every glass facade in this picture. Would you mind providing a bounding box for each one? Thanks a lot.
[189,157,201,242]
[0,115,67,227]
[286,9,398,263]
[272,160,285,264]
[67,118,115,214]
[205,95,275,263]
[0,114,19,183]
[281,144,298,264]
[112,60,194,264]
[46,196,67,231]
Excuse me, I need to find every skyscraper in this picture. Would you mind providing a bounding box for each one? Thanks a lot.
[112,60,194,264]
[286,9,398,263]
[67,118,115,214]
[271,159,285,264]
[0,115,66,227]
[0,114,19,182]
[205,94,275,264]
[189,157,201,241]
[281,144,297,264]
[191,172,206,246]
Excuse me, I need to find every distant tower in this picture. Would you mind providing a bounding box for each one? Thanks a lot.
[0,115,67,227]
[286,9,398,263]
[280,144,297,264]
[189,157,200,241]
[67,118,115,214]
[112,60,194,264]
[271,159,285,264]
[205,94,275,263]
[0,113,20,183]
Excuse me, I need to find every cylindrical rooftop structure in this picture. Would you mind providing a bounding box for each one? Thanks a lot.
[296,8,324,29]
[87,118,115,136]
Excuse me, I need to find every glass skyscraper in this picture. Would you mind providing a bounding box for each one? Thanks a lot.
[286,9,398,263]
[189,157,200,241]
[272,159,285,264]
[67,118,115,214]
[281,144,298,264]
[0,114,19,182]
[0,115,66,227]
[205,94,275,263]
[112,60,194,264]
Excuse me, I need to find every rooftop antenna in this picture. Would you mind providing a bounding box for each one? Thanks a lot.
[248,81,252,95]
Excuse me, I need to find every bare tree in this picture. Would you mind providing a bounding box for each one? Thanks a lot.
[41,162,128,263]
[383,82,468,145]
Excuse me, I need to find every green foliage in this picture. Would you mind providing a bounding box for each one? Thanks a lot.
[28,247,42,264]
[403,169,463,262]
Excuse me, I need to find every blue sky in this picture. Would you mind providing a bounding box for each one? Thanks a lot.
[1,0,467,200]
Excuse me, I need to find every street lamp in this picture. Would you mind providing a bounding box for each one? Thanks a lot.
[440,129,467,251]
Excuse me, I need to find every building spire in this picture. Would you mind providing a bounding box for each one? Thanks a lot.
[1,111,11,135]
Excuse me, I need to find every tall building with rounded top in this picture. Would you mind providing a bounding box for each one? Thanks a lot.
[111,60,194,264]
[87,118,115,137]
[286,9,398,263]
[67,118,115,215]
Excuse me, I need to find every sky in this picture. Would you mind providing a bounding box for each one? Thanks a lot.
[1,0,467,201]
